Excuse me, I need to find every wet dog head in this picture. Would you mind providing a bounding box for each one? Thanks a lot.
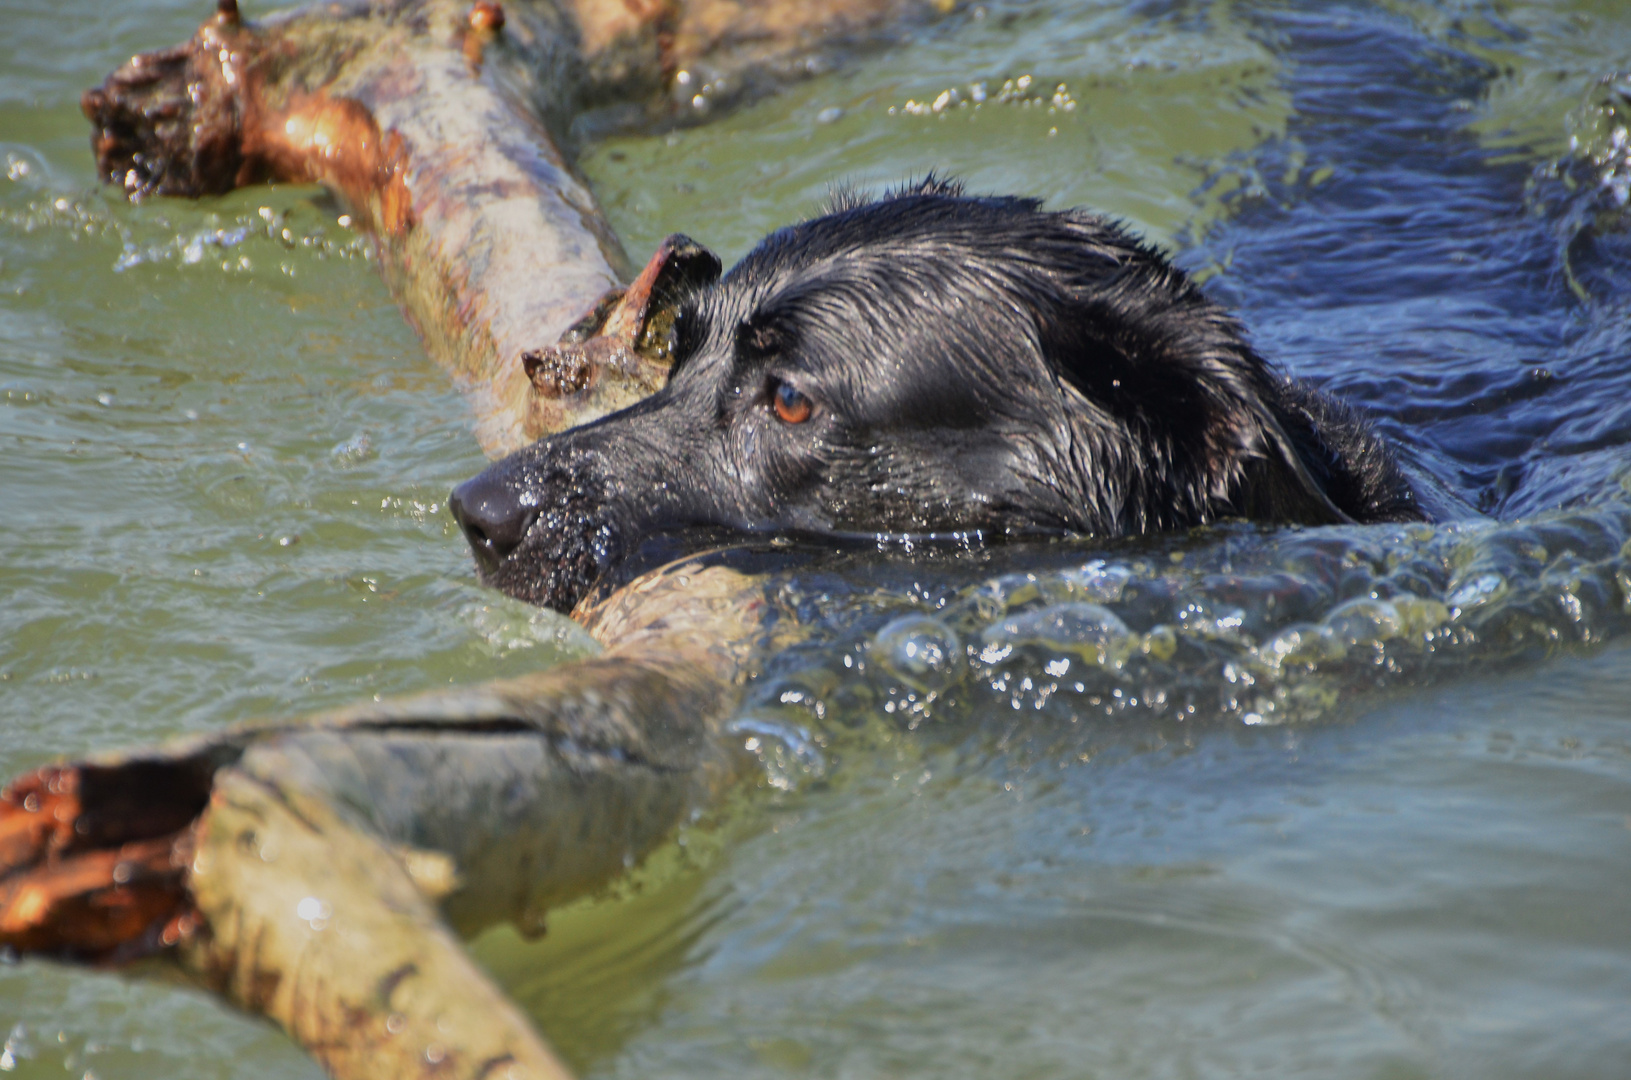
[450,179,1415,613]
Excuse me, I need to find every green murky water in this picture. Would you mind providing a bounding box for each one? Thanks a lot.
[5,0,1631,1077]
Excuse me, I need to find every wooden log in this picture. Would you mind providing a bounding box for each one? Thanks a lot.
[80,0,938,454]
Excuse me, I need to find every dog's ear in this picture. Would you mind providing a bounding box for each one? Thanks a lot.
[1041,260,1353,530]
[1225,398,1358,526]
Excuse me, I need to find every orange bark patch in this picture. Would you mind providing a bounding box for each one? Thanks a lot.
[0,836,194,958]
[468,1,505,32]
[0,767,80,871]
[0,764,204,961]
[248,94,416,236]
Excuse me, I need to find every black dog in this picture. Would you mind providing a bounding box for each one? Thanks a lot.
[450,179,1424,613]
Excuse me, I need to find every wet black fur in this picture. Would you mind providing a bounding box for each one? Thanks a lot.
[451,179,1424,612]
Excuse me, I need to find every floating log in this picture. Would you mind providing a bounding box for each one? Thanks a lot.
[80,0,939,453]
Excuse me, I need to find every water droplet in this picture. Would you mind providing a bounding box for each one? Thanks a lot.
[1447,572,1506,612]
[330,431,373,465]
[296,896,332,928]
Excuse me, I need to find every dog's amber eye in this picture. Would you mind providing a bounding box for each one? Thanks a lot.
[772,381,813,424]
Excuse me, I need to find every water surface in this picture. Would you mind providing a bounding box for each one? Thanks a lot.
[3,0,1631,1077]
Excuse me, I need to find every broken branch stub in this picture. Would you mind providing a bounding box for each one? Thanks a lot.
[82,0,631,455]
[521,232,720,404]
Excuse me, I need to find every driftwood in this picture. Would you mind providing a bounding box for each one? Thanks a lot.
[0,0,935,1077]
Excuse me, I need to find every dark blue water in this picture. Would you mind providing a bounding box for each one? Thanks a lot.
[1189,3,1631,521]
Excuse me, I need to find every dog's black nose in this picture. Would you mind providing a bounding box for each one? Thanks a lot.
[449,474,538,566]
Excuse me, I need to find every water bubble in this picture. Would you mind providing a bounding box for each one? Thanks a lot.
[296,896,332,930]
[1140,624,1177,661]
[726,715,826,791]
[1173,597,1250,641]
[1322,596,1403,647]
[1258,623,1345,671]
[984,602,1133,669]
[747,671,835,723]
[1057,559,1131,602]
[1391,594,1451,636]
[330,431,373,466]
[871,614,961,691]
[1447,572,1506,613]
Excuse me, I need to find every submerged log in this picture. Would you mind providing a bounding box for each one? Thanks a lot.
[5,0,941,1076]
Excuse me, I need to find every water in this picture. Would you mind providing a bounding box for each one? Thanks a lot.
[4,0,1631,1077]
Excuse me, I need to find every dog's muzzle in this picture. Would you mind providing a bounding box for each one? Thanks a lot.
[448,453,625,613]
[448,471,538,572]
